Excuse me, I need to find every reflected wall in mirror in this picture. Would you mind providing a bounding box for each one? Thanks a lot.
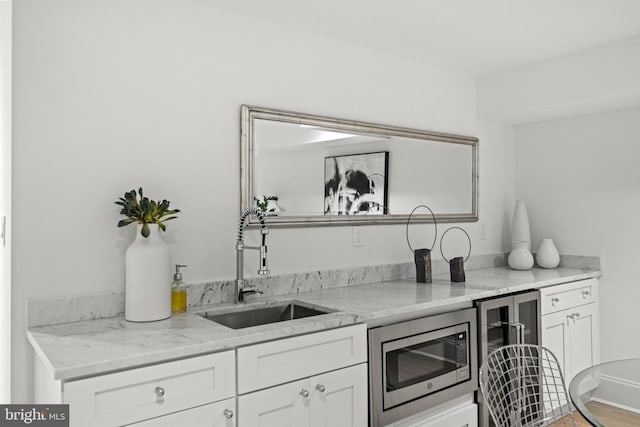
[241,105,478,227]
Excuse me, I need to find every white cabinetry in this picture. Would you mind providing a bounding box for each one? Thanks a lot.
[237,324,368,427]
[239,364,367,427]
[38,351,236,427]
[34,324,368,427]
[129,398,236,426]
[310,364,368,427]
[239,377,308,427]
[541,278,600,384]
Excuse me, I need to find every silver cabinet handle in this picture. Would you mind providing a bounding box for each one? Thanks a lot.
[509,322,525,345]
[316,384,326,393]
[567,313,580,324]
[300,389,309,398]
[582,290,590,297]
[551,297,560,305]
[155,386,165,398]
[223,409,234,419]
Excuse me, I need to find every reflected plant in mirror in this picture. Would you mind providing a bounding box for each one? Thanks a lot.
[254,195,281,216]
[241,105,478,227]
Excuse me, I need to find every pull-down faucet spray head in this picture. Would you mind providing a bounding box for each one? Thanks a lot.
[236,208,269,303]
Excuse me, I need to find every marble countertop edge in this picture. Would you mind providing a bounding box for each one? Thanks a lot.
[27,264,602,381]
[28,311,360,381]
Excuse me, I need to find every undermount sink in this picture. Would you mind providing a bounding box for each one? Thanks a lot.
[197,301,333,329]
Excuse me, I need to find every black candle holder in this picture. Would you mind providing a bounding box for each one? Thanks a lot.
[406,205,437,283]
[439,226,471,283]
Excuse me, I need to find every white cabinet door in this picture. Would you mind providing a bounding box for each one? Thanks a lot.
[541,308,570,379]
[238,378,310,427]
[542,303,600,383]
[310,364,368,427]
[130,397,236,427]
[238,363,368,427]
[541,281,600,386]
[569,302,600,380]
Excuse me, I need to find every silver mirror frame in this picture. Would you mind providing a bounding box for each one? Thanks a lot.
[241,105,479,227]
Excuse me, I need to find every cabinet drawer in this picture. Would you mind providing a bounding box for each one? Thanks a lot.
[64,350,235,427]
[130,397,236,427]
[237,324,367,394]
[540,279,598,315]
[412,403,477,427]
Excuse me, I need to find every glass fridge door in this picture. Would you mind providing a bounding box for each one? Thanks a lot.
[477,296,515,427]
[476,291,542,427]
[514,291,541,345]
[477,296,514,361]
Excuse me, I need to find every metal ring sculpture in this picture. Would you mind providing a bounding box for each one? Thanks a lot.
[405,204,437,254]
[439,226,472,264]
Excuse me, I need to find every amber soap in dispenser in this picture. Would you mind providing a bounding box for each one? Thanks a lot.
[171,264,188,313]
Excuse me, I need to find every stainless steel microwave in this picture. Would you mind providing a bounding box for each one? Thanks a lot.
[368,308,478,426]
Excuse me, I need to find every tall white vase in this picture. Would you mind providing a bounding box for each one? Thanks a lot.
[125,223,171,322]
[511,200,531,251]
[536,238,560,269]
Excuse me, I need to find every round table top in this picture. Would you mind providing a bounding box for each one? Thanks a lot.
[569,358,640,427]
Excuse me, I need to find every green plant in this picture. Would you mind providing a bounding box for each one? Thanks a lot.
[254,195,277,212]
[254,196,269,212]
[115,187,180,238]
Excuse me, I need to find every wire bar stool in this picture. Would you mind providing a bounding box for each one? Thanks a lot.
[479,344,576,427]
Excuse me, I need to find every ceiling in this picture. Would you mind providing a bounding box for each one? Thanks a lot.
[210,0,640,75]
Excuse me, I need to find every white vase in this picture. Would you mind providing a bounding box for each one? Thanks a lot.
[508,241,534,270]
[511,200,531,251]
[536,238,560,269]
[125,223,171,322]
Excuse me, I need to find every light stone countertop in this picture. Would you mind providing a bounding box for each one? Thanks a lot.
[27,264,601,381]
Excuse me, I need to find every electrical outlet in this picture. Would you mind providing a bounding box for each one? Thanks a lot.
[479,223,487,240]
[352,226,363,247]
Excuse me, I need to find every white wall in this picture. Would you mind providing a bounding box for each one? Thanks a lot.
[12,0,515,401]
[515,106,640,362]
[478,35,640,124]
[0,0,12,403]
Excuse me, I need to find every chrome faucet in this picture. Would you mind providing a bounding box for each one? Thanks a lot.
[236,208,269,303]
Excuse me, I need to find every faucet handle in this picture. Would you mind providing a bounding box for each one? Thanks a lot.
[258,268,270,276]
[239,288,263,302]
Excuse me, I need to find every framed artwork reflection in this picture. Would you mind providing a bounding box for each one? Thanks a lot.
[324,151,388,215]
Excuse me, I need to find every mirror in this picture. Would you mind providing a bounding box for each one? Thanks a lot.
[241,105,478,227]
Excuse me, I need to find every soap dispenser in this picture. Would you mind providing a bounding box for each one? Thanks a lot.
[171,264,188,313]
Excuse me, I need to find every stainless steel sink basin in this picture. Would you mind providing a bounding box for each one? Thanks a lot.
[197,301,333,329]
